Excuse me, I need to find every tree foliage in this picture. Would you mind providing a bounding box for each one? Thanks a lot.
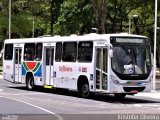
[0,0,159,39]
[1,0,160,65]
[54,0,93,35]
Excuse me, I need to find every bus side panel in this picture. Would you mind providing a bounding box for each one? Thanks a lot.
[54,62,77,89]
[54,62,94,91]
[76,63,94,92]
[34,62,43,86]
[3,60,14,82]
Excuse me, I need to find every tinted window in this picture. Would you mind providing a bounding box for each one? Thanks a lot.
[62,42,77,62]
[46,48,50,65]
[55,42,62,62]
[4,44,13,60]
[15,49,22,64]
[24,43,35,61]
[51,48,54,65]
[78,41,93,62]
[24,43,43,61]
[36,43,43,61]
[46,48,54,65]
[15,49,18,64]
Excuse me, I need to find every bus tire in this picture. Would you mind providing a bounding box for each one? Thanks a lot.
[78,82,90,98]
[114,93,126,99]
[26,75,34,90]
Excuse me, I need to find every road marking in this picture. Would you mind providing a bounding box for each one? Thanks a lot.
[0,92,46,95]
[0,95,63,120]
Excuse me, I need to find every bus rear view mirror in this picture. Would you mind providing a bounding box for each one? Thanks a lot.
[109,49,113,58]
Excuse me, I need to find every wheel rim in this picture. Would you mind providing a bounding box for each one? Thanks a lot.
[81,84,90,97]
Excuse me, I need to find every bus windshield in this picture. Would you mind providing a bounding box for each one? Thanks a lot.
[111,37,152,80]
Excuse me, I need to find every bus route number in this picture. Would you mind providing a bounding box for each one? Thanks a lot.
[97,41,105,46]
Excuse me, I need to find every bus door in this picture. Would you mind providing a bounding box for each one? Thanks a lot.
[44,47,54,86]
[95,47,108,91]
[14,48,22,83]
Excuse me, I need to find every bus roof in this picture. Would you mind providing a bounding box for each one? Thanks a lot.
[4,33,148,44]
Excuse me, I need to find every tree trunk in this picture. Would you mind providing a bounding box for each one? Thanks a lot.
[92,0,108,34]
[112,0,118,33]
[50,0,54,36]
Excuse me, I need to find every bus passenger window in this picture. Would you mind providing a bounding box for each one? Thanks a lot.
[78,41,93,62]
[62,42,77,62]
[55,42,62,62]
[36,43,43,61]
[24,43,35,61]
[4,44,13,60]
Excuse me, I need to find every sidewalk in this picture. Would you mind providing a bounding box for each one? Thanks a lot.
[135,91,160,99]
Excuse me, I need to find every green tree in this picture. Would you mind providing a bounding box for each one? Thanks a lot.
[55,0,94,35]
[107,0,155,35]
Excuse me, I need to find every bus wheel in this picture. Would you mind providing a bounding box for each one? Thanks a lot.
[114,93,126,99]
[26,75,34,90]
[78,82,90,98]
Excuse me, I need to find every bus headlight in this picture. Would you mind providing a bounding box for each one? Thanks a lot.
[110,75,120,85]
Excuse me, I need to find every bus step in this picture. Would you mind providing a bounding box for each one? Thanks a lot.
[44,85,53,89]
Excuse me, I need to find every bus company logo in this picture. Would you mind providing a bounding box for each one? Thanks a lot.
[59,66,72,72]
[23,62,40,72]
[22,62,42,77]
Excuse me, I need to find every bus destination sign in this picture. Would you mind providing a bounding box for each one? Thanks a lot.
[116,38,143,43]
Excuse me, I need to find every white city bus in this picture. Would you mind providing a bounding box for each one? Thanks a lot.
[3,33,152,98]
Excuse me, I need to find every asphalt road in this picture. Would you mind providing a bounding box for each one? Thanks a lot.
[0,79,160,120]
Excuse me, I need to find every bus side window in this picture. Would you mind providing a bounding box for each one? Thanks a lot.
[24,43,35,61]
[78,41,93,62]
[55,42,62,62]
[4,44,13,60]
[36,43,43,61]
[62,42,77,62]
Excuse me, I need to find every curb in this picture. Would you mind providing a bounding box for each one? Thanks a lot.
[135,91,160,99]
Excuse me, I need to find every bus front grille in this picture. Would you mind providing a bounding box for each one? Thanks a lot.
[123,87,145,92]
